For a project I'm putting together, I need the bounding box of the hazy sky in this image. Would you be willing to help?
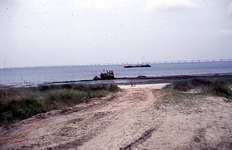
[1,0,232,67]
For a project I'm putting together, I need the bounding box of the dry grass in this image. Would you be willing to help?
[162,77,232,99]
[0,84,119,126]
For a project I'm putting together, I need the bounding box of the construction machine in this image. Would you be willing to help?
[100,70,115,79]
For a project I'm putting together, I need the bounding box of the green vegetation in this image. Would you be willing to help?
[0,84,119,126]
[162,77,232,99]
[155,77,232,111]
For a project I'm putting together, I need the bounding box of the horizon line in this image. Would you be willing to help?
[1,59,232,69]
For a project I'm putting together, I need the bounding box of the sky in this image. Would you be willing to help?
[0,0,232,67]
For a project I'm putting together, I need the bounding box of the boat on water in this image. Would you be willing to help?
[124,64,151,68]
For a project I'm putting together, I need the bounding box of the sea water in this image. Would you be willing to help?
[1,61,232,87]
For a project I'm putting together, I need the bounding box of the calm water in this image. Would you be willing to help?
[1,61,232,87]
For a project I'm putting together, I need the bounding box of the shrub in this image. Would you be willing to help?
[39,85,50,91]
[42,90,90,110]
[108,84,120,92]
[0,98,45,125]
[163,78,232,99]
[89,84,108,91]
[172,80,192,91]
[0,83,119,126]
[61,84,72,89]
[161,84,172,90]
[191,78,211,86]
[202,80,232,98]
[172,78,213,92]
[73,84,88,91]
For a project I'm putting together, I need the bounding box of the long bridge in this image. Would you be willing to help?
[95,59,232,66]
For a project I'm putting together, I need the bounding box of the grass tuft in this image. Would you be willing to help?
[162,77,232,99]
[0,84,119,126]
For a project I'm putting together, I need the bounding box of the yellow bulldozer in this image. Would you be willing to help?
[100,70,115,79]
[93,69,115,80]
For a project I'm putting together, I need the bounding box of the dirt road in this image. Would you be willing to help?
[1,84,232,150]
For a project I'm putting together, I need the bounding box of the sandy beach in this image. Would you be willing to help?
[1,83,232,150]
[118,83,168,90]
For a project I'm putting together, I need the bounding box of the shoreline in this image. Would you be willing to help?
[49,72,232,85]
[1,73,232,88]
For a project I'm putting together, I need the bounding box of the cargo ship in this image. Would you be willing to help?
[124,64,151,68]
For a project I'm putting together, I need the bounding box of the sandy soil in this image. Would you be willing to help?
[118,83,168,90]
[1,84,232,150]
